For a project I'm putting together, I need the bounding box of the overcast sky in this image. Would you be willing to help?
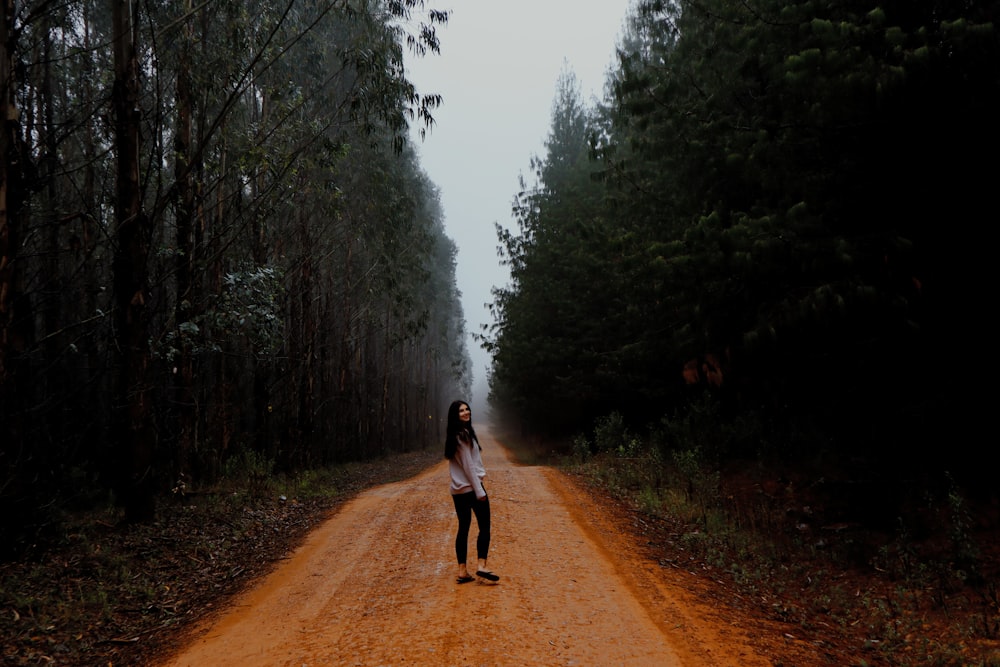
[406,2,633,415]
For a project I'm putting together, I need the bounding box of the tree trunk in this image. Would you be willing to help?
[0,0,31,529]
[381,305,391,456]
[173,0,196,490]
[297,216,315,467]
[0,0,16,408]
[111,0,155,523]
[0,0,30,532]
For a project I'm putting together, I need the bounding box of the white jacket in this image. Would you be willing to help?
[449,432,486,499]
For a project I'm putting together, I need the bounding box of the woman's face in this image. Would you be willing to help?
[458,403,471,423]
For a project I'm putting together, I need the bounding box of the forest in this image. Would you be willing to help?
[1,0,999,664]
[485,0,998,522]
[0,0,996,579]
[0,0,468,554]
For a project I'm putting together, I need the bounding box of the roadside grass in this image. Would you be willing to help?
[494,419,1000,667]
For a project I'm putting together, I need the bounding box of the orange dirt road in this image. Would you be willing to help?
[159,426,772,666]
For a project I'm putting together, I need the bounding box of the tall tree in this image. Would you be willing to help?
[172,0,197,485]
[489,0,999,485]
[487,66,623,431]
[606,0,999,460]
[111,0,155,522]
[0,0,465,548]
[0,0,33,547]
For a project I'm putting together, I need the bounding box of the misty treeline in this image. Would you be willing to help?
[485,0,997,505]
[0,0,470,553]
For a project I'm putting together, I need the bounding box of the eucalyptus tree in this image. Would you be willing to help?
[109,0,157,520]
[147,0,456,474]
[385,174,469,449]
[424,213,472,419]
[0,0,460,539]
[0,0,35,547]
[0,1,130,543]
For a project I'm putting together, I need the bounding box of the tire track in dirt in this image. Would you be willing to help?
[159,427,771,666]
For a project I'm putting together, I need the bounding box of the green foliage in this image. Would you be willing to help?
[157,265,286,363]
[215,266,286,354]
[487,0,998,498]
[223,449,276,499]
[592,412,631,456]
[572,434,591,463]
[573,411,654,462]
[670,447,721,512]
[946,474,981,579]
[651,391,763,465]
[484,65,626,432]
[281,467,341,501]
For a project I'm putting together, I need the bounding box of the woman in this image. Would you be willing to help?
[444,400,500,584]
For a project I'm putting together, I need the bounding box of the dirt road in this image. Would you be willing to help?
[159,427,772,666]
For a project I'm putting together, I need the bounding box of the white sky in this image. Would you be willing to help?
[406,2,633,415]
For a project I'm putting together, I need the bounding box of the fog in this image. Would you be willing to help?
[406,2,633,419]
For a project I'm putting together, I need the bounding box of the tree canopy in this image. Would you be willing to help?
[485,0,998,490]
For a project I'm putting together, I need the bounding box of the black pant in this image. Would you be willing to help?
[452,489,491,564]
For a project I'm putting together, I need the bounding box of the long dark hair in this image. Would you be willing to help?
[443,400,479,459]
